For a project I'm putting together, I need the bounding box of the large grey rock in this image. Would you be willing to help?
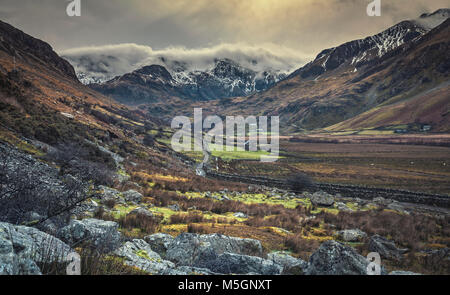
[165,233,216,267]
[144,233,174,258]
[306,240,386,275]
[310,191,335,207]
[122,190,143,204]
[114,239,175,274]
[387,202,409,214]
[165,233,264,269]
[389,271,422,275]
[335,202,354,212]
[98,186,124,204]
[127,207,153,218]
[199,233,263,257]
[204,252,282,275]
[59,218,121,253]
[368,235,408,260]
[373,197,393,206]
[336,229,367,242]
[162,266,219,275]
[233,212,248,218]
[0,222,72,275]
[267,252,307,275]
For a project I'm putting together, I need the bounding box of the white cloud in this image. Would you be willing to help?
[61,43,312,83]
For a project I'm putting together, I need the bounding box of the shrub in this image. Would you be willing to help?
[287,172,313,192]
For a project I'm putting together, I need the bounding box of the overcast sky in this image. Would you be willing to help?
[0,0,448,57]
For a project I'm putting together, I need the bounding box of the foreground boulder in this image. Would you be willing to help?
[204,252,282,275]
[59,218,121,253]
[368,235,408,260]
[122,190,143,204]
[267,252,308,275]
[164,233,274,274]
[114,239,175,274]
[127,207,153,218]
[98,186,124,204]
[144,233,174,258]
[310,191,335,207]
[0,222,72,275]
[165,233,264,267]
[306,240,386,275]
[335,229,367,242]
[389,270,422,275]
[162,266,218,275]
[199,233,263,257]
[165,233,216,267]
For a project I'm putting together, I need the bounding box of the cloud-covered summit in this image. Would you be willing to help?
[61,43,311,84]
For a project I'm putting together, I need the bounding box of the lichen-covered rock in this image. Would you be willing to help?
[306,240,386,275]
[114,239,175,274]
[199,233,263,257]
[0,222,72,275]
[59,218,121,253]
[233,212,248,218]
[335,229,367,242]
[335,202,354,212]
[267,252,307,275]
[310,191,335,207]
[165,233,216,267]
[368,235,408,260]
[389,270,422,275]
[144,233,174,258]
[98,186,124,204]
[162,266,218,275]
[122,190,143,204]
[204,252,282,275]
[165,233,264,269]
[127,207,153,218]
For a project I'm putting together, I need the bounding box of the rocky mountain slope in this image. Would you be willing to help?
[198,9,450,133]
[89,58,285,104]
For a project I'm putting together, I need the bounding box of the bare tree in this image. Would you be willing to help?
[0,142,102,226]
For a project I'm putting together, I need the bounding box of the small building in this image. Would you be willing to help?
[422,125,432,132]
[394,129,407,134]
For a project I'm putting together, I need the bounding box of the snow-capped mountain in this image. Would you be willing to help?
[290,9,450,79]
[89,58,286,103]
[216,9,450,132]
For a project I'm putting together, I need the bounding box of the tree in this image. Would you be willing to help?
[287,172,313,192]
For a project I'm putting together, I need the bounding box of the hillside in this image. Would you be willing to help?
[0,19,192,178]
[204,10,450,133]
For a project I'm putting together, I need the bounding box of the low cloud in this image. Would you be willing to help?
[61,43,312,83]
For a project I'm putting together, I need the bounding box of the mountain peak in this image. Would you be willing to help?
[414,8,450,30]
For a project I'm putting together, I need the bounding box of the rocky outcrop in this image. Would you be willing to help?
[306,240,385,275]
[203,252,282,275]
[310,191,335,207]
[267,252,308,275]
[165,233,264,267]
[98,186,124,204]
[127,207,153,218]
[335,229,367,242]
[114,239,175,274]
[161,233,279,275]
[389,270,422,275]
[144,233,174,259]
[122,190,143,204]
[59,218,121,253]
[0,222,72,275]
[368,235,408,260]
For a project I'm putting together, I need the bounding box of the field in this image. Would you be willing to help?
[216,137,450,195]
